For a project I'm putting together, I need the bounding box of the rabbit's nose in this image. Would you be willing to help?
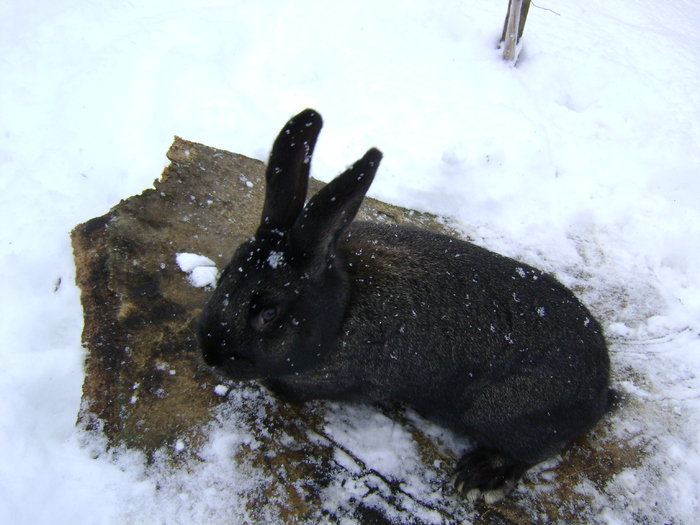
[198,325,227,367]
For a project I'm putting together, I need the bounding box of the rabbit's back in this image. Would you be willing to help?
[341,220,608,366]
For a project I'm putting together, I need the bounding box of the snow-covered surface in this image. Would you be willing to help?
[1,0,699,523]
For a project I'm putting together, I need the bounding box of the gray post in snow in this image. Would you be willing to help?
[501,0,531,64]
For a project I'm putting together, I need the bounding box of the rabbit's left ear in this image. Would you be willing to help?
[291,148,383,265]
[260,109,323,234]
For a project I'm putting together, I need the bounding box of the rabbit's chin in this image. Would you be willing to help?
[213,356,264,382]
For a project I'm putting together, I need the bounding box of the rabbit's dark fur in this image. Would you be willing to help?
[199,109,613,503]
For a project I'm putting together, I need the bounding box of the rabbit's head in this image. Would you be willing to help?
[199,109,382,380]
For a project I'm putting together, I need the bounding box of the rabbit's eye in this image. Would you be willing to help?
[261,308,278,322]
[251,305,280,332]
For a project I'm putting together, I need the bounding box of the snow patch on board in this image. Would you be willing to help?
[176,252,219,288]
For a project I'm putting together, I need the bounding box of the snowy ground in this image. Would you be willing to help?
[1,0,699,523]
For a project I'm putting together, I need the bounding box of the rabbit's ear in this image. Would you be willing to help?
[260,109,323,233]
[292,148,383,264]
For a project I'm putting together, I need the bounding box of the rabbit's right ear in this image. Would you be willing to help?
[259,109,323,234]
[291,148,383,266]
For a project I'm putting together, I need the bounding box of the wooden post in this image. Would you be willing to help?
[501,0,531,64]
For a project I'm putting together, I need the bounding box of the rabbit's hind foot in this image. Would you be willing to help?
[453,449,530,504]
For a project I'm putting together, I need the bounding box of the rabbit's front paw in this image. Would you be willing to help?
[454,449,530,504]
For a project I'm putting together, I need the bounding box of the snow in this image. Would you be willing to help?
[214,384,230,397]
[1,0,699,523]
[266,250,285,269]
[176,252,219,287]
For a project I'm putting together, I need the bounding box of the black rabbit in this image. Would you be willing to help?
[199,109,613,503]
